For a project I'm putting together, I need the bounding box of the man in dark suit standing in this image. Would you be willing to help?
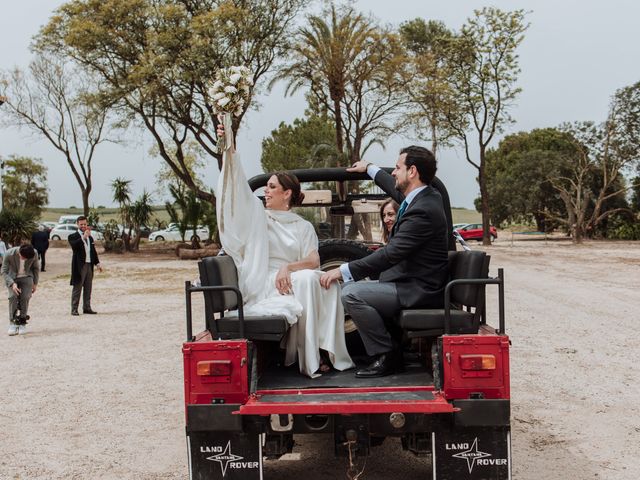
[31,225,50,272]
[69,216,102,316]
[320,146,449,377]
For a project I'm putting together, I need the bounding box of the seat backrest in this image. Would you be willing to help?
[449,250,489,307]
[198,256,240,313]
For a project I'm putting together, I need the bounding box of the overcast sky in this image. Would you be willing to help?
[1,0,638,209]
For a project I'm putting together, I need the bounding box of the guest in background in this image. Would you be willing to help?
[68,216,102,316]
[31,225,50,272]
[379,198,399,244]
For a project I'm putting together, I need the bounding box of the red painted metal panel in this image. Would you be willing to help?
[442,334,510,400]
[183,337,250,414]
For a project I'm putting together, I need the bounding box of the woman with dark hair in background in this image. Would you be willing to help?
[379,198,399,244]
[216,127,354,378]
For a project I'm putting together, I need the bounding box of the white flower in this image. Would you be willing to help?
[210,65,252,113]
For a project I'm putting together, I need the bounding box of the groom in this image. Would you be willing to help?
[320,146,449,377]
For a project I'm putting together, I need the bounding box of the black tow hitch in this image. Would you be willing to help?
[334,415,370,457]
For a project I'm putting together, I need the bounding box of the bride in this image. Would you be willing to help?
[215,128,354,378]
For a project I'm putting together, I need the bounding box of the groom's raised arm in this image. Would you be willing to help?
[347,160,404,204]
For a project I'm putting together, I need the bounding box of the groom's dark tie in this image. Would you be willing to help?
[396,200,408,223]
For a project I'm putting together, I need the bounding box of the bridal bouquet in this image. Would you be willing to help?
[209,66,253,153]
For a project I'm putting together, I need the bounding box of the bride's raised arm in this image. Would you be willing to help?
[216,143,268,245]
[215,147,270,305]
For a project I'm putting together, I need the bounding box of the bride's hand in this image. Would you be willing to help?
[275,265,292,295]
[216,122,225,138]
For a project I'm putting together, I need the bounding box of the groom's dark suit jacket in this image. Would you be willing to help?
[348,169,449,308]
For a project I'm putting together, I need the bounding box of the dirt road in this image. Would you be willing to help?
[0,240,638,479]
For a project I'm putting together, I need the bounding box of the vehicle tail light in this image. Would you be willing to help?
[460,354,496,371]
[197,360,232,376]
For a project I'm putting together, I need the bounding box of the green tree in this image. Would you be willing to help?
[542,82,640,242]
[110,178,155,251]
[153,140,206,201]
[631,176,640,213]
[274,4,409,164]
[274,5,409,241]
[111,177,133,250]
[0,53,111,215]
[200,200,218,244]
[38,0,306,203]
[1,155,49,218]
[442,8,529,245]
[484,128,577,231]
[553,114,639,242]
[128,190,154,251]
[165,183,208,247]
[261,114,338,172]
[399,18,456,156]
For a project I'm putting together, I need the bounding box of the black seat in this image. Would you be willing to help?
[397,250,490,337]
[197,256,289,341]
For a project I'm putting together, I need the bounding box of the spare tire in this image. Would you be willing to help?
[318,239,374,271]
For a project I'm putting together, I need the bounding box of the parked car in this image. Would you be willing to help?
[455,222,498,241]
[148,224,209,242]
[58,215,81,225]
[49,224,104,241]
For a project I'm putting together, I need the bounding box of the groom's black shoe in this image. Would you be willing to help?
[355,351,401,378]
[83,309,98,314]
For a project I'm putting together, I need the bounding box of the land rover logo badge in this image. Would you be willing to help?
[451,437,492,473]
[205,441,244,477]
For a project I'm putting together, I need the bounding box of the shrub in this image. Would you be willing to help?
[606,216,640,240]
[0,208,38,246]
[102,220,124,253]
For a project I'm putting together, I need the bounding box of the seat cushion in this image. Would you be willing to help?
[199,256,240,311]
[449,251,488,306]
[397,309,476,334]
[214,315,289,341]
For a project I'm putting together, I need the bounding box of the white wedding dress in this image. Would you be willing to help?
[216,151,354,378]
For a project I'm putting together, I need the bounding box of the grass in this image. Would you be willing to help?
[40,206,173,224]
[451,208,481,225]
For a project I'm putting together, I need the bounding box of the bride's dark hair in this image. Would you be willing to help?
[274,172,305,207]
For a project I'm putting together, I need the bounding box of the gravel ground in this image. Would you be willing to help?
[0,240,638,479]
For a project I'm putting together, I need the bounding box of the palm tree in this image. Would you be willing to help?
[111,177,133,250]
[165,183,206,247]
[129,190,154,251]
[273,5,377,165]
